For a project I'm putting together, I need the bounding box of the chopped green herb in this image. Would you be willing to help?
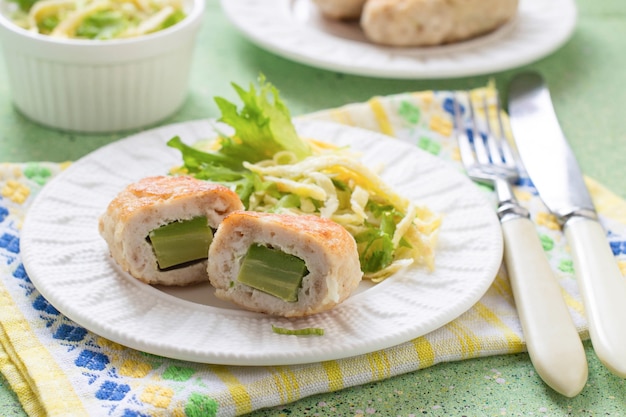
[271,325,324,336]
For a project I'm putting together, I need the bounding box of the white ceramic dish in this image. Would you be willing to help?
[221,0,577,79]
[21,119,503,366]
[0,0,204,133]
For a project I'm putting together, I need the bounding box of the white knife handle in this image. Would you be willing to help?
[502,216,588,397]
[565,217,626,377]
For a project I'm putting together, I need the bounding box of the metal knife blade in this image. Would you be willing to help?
[508,73,595,220]
[508,71,626,378]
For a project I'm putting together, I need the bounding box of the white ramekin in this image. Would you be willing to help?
[0,0,204,133]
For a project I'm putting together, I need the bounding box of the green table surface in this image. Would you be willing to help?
[2,0,626,415]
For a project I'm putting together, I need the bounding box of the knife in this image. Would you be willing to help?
[508,72,626,378]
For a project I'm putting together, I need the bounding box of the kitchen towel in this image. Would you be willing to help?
[1,87,625,417]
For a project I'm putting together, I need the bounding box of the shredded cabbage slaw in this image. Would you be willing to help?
[240,150,441,281]
[8,0,185,39]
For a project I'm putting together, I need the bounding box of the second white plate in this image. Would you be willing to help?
[221,0,577,79]
[21,119,502,366]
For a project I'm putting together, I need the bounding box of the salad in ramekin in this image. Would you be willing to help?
[0,0,204,133]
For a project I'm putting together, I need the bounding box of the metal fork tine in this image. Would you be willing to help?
[493,93,517,168]
[455,88,520,188]
[501,140,516,168]
[481,93,505,166]
[453,93,476,168]
[466,92,490,165]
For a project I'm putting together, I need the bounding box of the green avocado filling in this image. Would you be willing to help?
[148,217,213,270]
[237,244,308,302]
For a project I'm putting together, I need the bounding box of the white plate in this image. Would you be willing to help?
[220,0,577,79]
[21,119,502,365]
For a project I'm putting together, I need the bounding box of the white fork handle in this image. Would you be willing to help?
[502,216,588,397]
[565,217,626,377]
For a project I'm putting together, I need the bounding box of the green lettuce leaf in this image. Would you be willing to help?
[167,77,312,207]
[75,10,127,40]
[168,77,311,169]
[8,0,37,12]
[354,202,405,273]
[355,225,395,273]
[161,10,185,30]
[167,136,257,206]
[212,76,311,164]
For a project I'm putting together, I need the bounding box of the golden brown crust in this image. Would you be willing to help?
[220,211,356,255]
[106,175,241,223]
[99,175,244,286]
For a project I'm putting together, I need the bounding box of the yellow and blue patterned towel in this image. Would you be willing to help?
[1,90,626,417]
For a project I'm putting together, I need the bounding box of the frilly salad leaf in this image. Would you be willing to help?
[167,77,312,206]
[215,78,311,162]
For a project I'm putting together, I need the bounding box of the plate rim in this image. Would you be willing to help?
[220,0,578,79]
[20,118,503,365]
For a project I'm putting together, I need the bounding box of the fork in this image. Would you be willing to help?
[453,91,588,398]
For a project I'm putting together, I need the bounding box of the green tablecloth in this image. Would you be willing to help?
[1,0,625,415]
